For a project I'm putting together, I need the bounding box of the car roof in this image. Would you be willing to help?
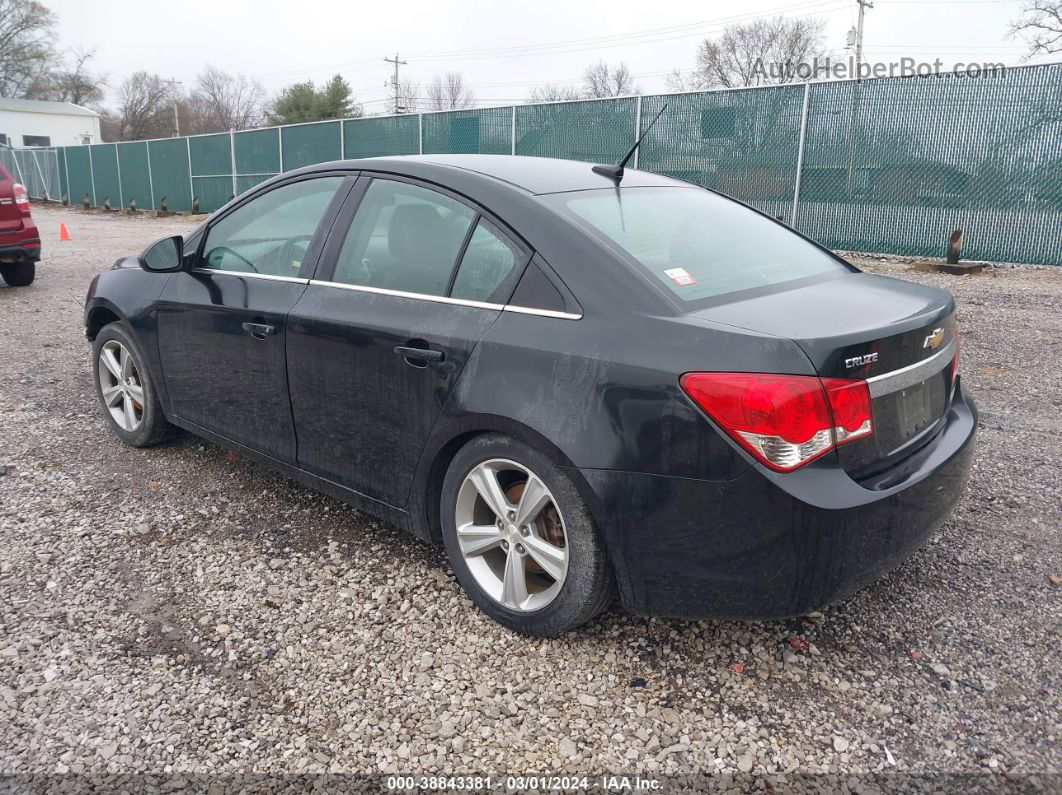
[329,154,688,195]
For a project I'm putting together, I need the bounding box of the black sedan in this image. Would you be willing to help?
[84,155,976,635]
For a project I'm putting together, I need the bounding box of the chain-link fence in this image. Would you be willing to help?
[0,146,61,201]
[22,62,1062,265]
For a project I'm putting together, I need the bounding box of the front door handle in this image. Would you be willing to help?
[242,321,276,340]
[394,345,445,365]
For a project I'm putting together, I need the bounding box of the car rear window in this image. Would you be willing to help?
[545,187,847,303]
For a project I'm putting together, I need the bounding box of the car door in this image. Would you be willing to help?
[156,173,352,462]
[286,175,531,506]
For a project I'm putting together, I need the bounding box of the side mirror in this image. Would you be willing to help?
[138,235,184,273]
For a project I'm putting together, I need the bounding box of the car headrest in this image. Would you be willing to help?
[389,204,446,262]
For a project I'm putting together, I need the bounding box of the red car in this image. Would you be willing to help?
[0,163,40,287]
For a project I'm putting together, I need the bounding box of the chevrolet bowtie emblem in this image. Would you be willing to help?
[923,328,945,349]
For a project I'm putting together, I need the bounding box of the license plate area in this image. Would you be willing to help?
[897,380,934,439]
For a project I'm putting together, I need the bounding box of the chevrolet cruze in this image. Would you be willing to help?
[84,155,976,635]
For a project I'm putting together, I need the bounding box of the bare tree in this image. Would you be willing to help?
[28,48,106,106]
[0,0,57,98]
[527,83,582,103]
[663,68,703,92]
[582,61,639,98]
[106,71,176,141]
[425,71,475,110]
[1011,1,1062,55]
[687,16,828,88]
[188,66,266,132]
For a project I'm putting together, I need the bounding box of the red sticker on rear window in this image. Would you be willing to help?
[664,267,697,286]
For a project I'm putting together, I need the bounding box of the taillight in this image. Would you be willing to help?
[12,183,29,206]
[679,372,874,472]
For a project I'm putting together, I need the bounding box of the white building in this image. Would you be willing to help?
[0,97,102,148]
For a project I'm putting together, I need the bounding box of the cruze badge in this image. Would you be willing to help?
[845,352,878,368]
[923,328,945,349]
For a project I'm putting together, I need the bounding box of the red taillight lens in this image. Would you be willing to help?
[12,183,29,206]
[680,372,873,472]
[821,378,874,444]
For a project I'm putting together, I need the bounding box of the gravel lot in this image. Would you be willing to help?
[1,204,1060,786]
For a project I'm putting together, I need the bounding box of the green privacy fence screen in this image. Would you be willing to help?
[44,62,1062,265]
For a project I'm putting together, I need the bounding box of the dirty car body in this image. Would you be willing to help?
[84,155,976,624]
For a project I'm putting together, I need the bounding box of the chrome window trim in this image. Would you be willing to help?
[502,305,583,321]
[191,268,309,284]
[865,338,955,398]
[307,279,583,319]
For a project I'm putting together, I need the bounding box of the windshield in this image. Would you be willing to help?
[546,187,848,303]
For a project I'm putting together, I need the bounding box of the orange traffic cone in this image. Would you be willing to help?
[59,223,71,241]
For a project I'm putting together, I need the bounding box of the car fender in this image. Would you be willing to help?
[85,267,174,415]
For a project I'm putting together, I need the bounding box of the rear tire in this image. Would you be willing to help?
[92,322,174,447]
[440,434,615,635]
[1,262,35,287]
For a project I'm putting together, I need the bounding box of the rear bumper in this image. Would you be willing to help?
[580,382,977,619]
[0,239,41,263]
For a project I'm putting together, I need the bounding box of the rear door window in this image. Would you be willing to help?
[332,179,476,297]
[450,218,525,303]
[545,187,847,305]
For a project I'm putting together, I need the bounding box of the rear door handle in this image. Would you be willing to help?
[242,322,276,340]
[394,345,444,364]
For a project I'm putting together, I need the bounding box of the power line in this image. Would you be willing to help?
[404,0,851,61]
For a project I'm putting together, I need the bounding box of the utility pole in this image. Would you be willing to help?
[854,0,872,81]
[384,53,407,114]
[167,77,183,137]
[845,0,872,195]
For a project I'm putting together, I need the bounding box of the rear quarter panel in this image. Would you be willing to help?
[409,308,818,545]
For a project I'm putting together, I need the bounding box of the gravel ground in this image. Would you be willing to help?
[1,205,1060,787]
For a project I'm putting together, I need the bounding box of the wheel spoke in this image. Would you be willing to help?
[516,476,551,526]
[122,395,137,429]
[469,464,512,520]
[101,348,122,380]
[119,345,132,380]
[127,383,145,405]
[523,535,566,581]
[501,548,529,609]
[456,523,505,557]
[101,384,124,407]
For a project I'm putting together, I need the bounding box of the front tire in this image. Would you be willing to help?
[1,262,35,286]
[441,434,615,635]
[92,322,174,447]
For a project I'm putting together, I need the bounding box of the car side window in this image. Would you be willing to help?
[201,177,343,277]
[332,179,476,297]
[450,219,523,303]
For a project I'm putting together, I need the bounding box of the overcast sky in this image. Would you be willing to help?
[44,0,1051,112]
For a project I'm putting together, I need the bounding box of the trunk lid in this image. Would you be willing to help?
[692,272,958,477]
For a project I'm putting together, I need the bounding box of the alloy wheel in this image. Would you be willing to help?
[98,340,145,432]
[454,458,569,612]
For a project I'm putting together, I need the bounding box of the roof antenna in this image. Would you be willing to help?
[592,102,668,183]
